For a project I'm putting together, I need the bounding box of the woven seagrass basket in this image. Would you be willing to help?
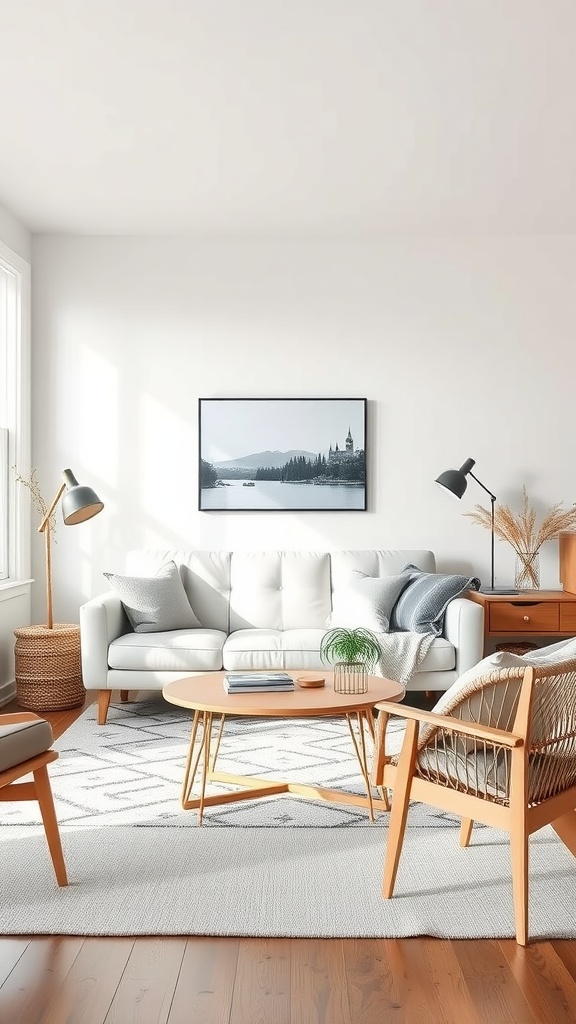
[13,623,85,712]
[495,641,539,656]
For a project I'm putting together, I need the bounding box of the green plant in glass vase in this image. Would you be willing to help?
[464,486,576,591]
[320,627,383,693]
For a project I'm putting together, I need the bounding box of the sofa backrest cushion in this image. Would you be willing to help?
[125,548,438,634]
[229,551,332,630]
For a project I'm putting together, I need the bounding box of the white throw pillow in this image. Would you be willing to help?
[104,560,202,633]
[328,571,410,633]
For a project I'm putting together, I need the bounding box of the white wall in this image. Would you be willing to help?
[30,235,576,625]
[0,201,31,263]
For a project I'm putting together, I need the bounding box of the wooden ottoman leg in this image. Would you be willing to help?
[34,763,68,886]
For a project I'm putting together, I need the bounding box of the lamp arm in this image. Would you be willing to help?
[468,471,497,503]
[37,482,66,535]
[37,482,66,630]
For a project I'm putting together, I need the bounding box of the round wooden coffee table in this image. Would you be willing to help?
[163,671,405,824]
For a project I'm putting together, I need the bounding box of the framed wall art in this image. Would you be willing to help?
[199,397,367,512]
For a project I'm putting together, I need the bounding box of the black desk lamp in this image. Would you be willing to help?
[435,458,518,595]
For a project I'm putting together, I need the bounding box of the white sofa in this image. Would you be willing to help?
[79,548,485,724]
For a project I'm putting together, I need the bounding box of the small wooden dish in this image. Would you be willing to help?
[296,675,326,688]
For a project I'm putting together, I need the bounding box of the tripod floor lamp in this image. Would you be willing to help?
[14,469,104,713]
[435,458,517,595]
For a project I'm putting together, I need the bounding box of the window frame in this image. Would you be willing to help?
[0,240,31,585]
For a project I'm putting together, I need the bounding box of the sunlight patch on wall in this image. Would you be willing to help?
[76,344,119,486]
[139,392,195,541]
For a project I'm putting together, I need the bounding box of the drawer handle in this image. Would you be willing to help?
[523,615,530,622]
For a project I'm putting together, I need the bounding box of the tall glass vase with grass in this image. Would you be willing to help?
[320,627,383,693]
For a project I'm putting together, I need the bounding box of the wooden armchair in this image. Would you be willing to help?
[373,659,576,944]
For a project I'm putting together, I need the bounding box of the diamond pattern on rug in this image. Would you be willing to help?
[4,697,466,830]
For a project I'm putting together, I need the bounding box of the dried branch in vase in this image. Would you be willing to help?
[463,486,576,556]
[14,467,57,538]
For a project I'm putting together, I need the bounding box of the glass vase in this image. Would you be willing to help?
[514,550,540,591]
[333,661,368,694]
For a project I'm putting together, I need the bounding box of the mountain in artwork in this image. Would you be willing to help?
[213,450,317,470]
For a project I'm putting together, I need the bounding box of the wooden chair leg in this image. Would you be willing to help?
[97,689,112,725]
[550,810,576,857]
[382,719,419,899]
[120,690,129,703]
[371,710,388,786]
[460,818,474,847]
[34,764,68,886]
[510,820,529,946]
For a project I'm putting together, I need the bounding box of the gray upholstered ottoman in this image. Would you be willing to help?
[0,712,68,885]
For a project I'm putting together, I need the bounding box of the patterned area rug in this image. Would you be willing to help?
[2,697,576,938]
[5,696,455,830]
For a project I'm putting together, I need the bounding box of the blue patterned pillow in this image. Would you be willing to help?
[390,564,480,636]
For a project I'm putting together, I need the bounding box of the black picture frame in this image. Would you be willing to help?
[199,398,367,511]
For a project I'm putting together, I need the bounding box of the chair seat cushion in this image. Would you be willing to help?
[0,715,54,773]
[108,629,226,672]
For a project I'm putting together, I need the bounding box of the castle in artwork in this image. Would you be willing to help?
[328,427,361,466]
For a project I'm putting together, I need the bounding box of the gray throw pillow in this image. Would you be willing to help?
[390,563,480,636]
[104,561,202,633]
[329,571,410,632]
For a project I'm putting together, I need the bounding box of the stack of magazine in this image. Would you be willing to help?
[223,672,295,694]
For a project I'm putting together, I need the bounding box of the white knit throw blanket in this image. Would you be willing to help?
[377,630,436,685]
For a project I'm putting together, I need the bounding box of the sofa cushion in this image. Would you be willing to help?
[104,561,201,633]
[328,571,410,632]
[222,629,454,675]
[415,636,455,673]
[390,564,480,635]
[223,628,326,672]
[108,629,226,672]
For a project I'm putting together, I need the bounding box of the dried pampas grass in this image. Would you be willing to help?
[464,486,576,556]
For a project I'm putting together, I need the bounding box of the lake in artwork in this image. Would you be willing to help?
[200,478,365,511]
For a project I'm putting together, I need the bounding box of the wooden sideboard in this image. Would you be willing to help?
[466,590,576,650]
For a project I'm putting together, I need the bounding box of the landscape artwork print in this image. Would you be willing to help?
[199,398,367,511]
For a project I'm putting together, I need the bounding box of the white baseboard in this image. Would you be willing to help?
[0,678,16,706]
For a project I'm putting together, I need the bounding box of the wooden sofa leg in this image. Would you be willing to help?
[120,690,129,703]
[97,690,112,725]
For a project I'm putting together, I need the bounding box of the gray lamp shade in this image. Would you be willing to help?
[435,458,476,500]
[61,469,104,526]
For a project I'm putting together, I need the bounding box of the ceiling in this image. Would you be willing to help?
[1,0,576,236]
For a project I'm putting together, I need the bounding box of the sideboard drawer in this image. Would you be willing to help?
[489,602,559,633]
[559,603,576,634]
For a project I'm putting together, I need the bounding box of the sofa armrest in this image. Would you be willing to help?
[442,596,484,676]
[79,592,130,690]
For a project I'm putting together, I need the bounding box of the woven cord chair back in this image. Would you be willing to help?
[414,659,576,807]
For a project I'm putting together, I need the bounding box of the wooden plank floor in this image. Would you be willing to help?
[1,692,576,1024]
